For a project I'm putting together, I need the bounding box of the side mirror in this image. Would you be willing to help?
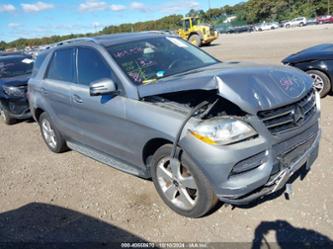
[89,78,118,96]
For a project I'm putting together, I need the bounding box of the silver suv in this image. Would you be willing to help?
[284,17,307,28]
[28,33,320,218]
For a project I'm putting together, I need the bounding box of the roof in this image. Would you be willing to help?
[54,31,172,48]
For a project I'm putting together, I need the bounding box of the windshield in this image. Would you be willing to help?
[191,18,201,26]
[0,57,34,78]
[107,36,218,84]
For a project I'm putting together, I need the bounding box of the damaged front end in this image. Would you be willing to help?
[0,81,31,120]
[140,63,321,205]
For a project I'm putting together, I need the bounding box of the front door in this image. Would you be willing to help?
[70,46,128,160]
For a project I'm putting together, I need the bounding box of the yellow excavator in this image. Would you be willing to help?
[177,17,219,47]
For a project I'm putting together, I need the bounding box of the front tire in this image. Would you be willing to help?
[307,70,331,98]
[0,104,16,125]
[150,144,218,218]
[188,34,201,47]
[39,112,68,153]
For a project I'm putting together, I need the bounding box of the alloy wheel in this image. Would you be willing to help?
[156,157,199,210]
[41,119,57,149]
[310,73,324,94]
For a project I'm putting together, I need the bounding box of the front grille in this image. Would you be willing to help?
[258,90,316,135]
[273,123,319,169]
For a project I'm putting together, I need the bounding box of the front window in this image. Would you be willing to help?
[107,37,218,84]
[191,18,201,26]
[0,57,33,78]
[77,47,112,86]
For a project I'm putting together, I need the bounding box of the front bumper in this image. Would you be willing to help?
[218,129,320,205]
[0,97,31,120]
[181,111,320,206]
[202,31,219,44]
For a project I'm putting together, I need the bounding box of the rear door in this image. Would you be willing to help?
[70,46,128,159]
[42,48,77,137]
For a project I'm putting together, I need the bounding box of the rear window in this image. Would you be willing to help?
[46,48,74,82]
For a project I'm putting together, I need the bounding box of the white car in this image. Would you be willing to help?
[255,22,279,31]
[284,17,307,28]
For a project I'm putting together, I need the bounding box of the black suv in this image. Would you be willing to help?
[0,54,34,124]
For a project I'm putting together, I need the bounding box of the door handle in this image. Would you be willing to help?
[73,94,83,104]
[41,87,48,95]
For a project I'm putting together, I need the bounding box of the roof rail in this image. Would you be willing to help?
[56,37,97,46]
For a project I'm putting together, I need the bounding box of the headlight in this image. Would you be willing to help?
[3,86,26,97]
[190,118,257,145]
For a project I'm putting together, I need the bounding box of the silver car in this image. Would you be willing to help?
[28,33,320,218]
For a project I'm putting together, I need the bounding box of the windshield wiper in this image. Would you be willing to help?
[161,63,219,80]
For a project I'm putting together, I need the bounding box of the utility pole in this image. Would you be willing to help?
[208,0,212,21]
[329,0,331,15]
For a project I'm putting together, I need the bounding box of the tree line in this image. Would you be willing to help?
[1,0,331,50]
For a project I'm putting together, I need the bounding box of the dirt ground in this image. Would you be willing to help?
[0,24,333,246]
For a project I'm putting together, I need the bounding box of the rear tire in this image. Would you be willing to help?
[307,70,331,98]
[188,34,201,47]
[0,104,17,125]
[150,144,218,218]
[39,112,68,153]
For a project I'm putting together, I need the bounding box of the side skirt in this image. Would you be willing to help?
[67,141,149,179]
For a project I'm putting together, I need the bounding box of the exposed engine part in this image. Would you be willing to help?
[144,90,247,118]
[169,100,211,173]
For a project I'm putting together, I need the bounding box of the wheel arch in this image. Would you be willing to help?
[33,107,45,122]
[188,31,202,40]
[305,68,333,91]
[142,138,173,168]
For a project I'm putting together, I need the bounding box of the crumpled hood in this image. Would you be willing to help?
[138,62,313,114]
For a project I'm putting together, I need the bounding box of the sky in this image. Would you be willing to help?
[0,0,243,42]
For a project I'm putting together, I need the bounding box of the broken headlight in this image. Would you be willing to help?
[3,86,26,97]
[190,118,257,145]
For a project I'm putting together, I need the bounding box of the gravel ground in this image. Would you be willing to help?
[0,24,332,247]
